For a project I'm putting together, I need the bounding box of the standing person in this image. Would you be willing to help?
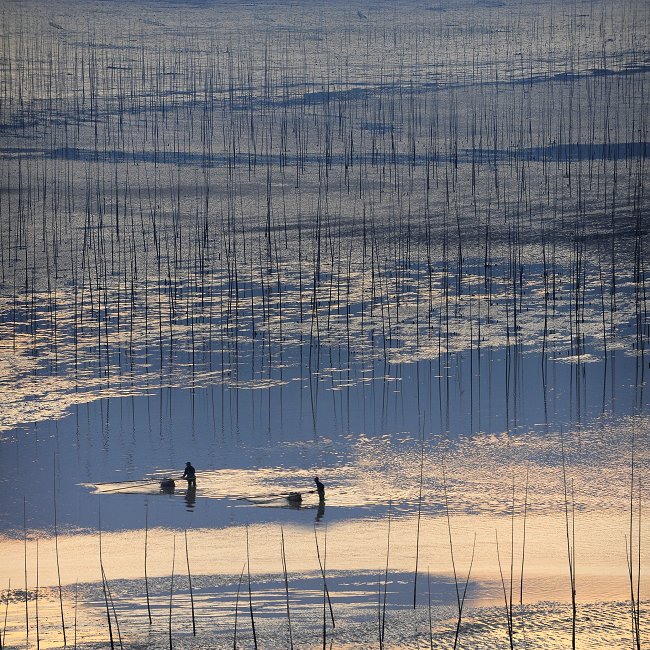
[182,462,196,487]
[314,476,325,501]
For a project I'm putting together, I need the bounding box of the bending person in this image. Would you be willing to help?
[182,461,197,487]
[314,476,325,501]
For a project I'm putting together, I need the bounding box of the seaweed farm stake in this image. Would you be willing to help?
[144,503,152,624]
[496,530,513,648]
[1,578,9,649]
[626,433,642,650]
[54,454,67,645]
[168,535,176,650]
[280,527,294,649]
[233,563,245,650]
[427,568,433,650]
[35,538,40,650]
[519,468,529,643]
[313,525,335,629]
[73,581,78,650]
[23,497,29,646]
[100,566,114,650]
[184,529,196,636]
[246,527,258,649]
[413,428,425,609]
[561,432,577,649]
[381,499,393,649]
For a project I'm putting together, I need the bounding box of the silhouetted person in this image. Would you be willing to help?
[182,462,196,487]
[314,476,325,501]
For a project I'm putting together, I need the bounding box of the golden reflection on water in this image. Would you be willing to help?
[1,510,645,648]
[1,510,642,598]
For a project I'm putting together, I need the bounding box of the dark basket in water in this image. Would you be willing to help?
[160,478,176,491]
[286,492,302,503]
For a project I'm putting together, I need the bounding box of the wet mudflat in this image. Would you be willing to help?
[0,0,648,647]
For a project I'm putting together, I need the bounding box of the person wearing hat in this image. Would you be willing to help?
[182,462,197,487]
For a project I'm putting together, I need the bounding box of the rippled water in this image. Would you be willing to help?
[0,0,648,647]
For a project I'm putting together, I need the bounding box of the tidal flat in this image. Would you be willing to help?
[0,0,648,647]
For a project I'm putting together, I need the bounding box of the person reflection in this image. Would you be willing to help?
[315,500,325,522]
[184,485,197,511]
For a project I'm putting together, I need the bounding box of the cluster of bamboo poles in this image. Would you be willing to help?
[0,1,646,645]
[0,2,646,401]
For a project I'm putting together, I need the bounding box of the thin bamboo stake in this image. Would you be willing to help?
[560,431,576,649]
[233,563,245,650]
[54,455,67,646]
[280,527,294,649]
[453,534,477,650]
[246,527,258,649]
[169,535,176,650]
[100,566,115,650]
[413,428,425,609]
[144,503,152,624]
[313,525,335,629]
[35,538,40,650]
[104,570,123,650]
[496,530,513,647]
[23,497,29,646]
[381,499,392,648]
[73,581,78,650]
[1,578,9,649]
[427,568,433,650]
[184,529,196,636]
[520,467,529,644]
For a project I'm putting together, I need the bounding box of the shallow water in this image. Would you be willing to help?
[0,0,648,647]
